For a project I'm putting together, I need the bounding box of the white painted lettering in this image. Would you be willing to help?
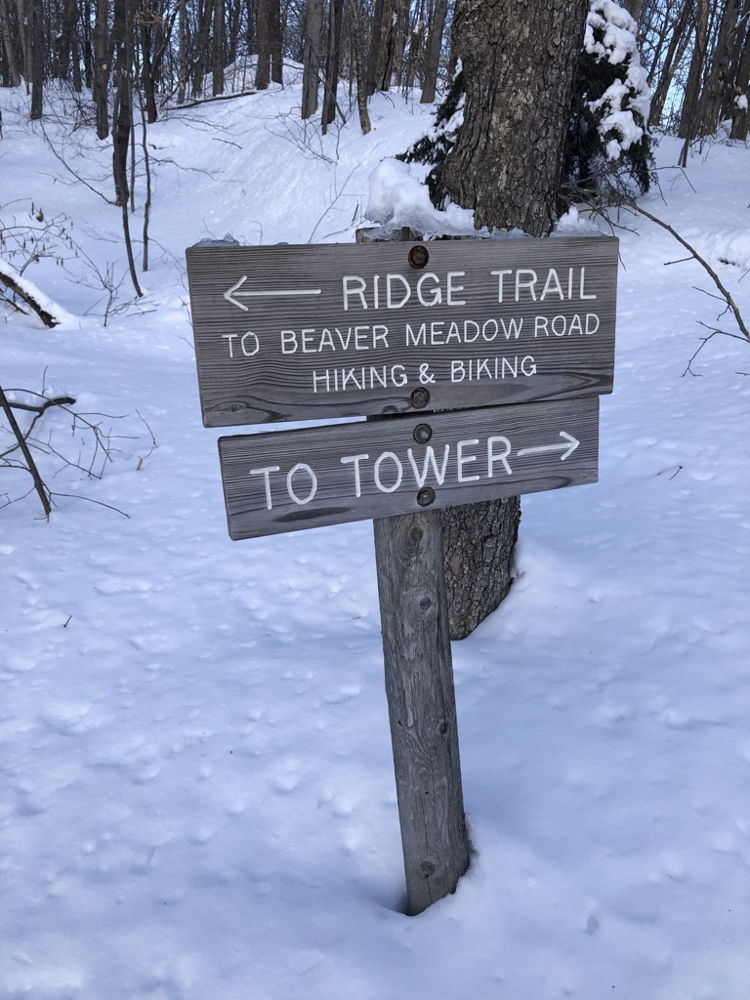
[280,329,298,353]
[386,273,411,309]
[222,333,239,358]
[250,465,280,510]
[373,325,389,348]
[312,370,330,393]
[457,439,480,482]
[491,268,513,302]
[487,437,512,476]
[406,322,426,347]
[568,313,583,336]
[406,445,450,487]
[463,320,480,343]
[482,319,499,342]
[319,328,335,351]
[340,453,369,497]
[515,269,538,302]
[579,266,597,300]
[446,271,467,306]
[416,272,441,307]
[240,331,260,356]
[373,451,403,493]
[343,275,367,310]
[499,317,522,340]
[552,315,568,336]
[540,268,565,301]
[286,463,318,505]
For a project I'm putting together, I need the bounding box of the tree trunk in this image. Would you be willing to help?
[349,0,371,132]
[678,0,710,142]
[648,0,695,127]
[212,0,225,94]
[140,18,159,122]
[699,0,742,135]
[321,0,343,129]
[93,0,110,139]
[443,0,588,234]
[192,0,214,96]
[269,0,283,84]
[54,0,77,79]
[14,0,31,83]
[255,0,270,89]
[301,0,322,118]
[177,0,188,102]
[111,0,131,206]
[439,0,589,639]
[621,0,645,24]
[29,0,43,119]
[420,0,448,103]
[730,17,750,138]
[0,0,21,87]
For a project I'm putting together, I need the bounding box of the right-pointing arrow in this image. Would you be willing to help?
[517,431,580,462]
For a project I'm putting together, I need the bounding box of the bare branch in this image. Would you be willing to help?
[0,383,52,516]
[626,202,749,341]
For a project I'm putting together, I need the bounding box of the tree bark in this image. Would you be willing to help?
[269,0,283,83]
[420,0,448,103]
[730,19,750,138]
[349,0,371,132]
[93,0,110,138]
[54,0,77,79]
[255,0,270,89]
[443,0,588,234]
[321,0,343,129]
[439,0,588,639]
[699,0,742,135]
[0,0,21,87]
[192,0,214,96]
[177,0,188,102]
[678,0,710,142]
[29,0,43,119]
[301,0,322,118]
[212,0,225,94]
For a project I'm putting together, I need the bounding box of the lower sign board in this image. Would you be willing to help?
[218,395,599,538]
[187,237,617,427]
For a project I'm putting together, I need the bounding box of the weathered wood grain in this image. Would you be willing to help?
[374,509,470,914]
[187,237,617,427]
[218,395,599,539]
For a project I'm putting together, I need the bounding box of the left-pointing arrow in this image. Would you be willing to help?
[517,431,580,462]
[223,275,323,311]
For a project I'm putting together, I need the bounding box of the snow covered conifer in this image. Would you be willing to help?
[565,0,653,199]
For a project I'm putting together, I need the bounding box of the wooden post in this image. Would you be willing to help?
[373,510,470,915]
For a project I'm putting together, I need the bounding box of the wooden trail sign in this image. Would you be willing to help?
[186,236,617,427]
[219,395,598,539]
[186,233,617,917]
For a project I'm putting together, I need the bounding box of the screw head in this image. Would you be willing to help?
[410,387,430,409]
[417,487,435,507]
[413,423,432,444]
[408,244,429,269]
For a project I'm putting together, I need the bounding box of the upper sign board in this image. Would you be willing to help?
[186,236,618,427]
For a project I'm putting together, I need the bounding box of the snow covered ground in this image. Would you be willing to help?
[2,78,750,999]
